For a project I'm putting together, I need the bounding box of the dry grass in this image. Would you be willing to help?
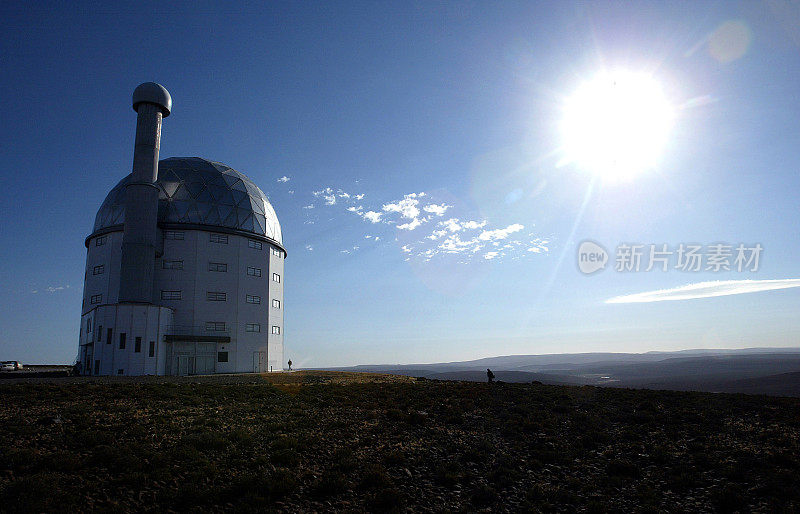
[1,371,799,512]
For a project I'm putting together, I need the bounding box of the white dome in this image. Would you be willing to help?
[93,157,282,245]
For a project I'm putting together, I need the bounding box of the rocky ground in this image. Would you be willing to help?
[1,371,799,512]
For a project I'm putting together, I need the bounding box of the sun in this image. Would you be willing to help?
[561,71,674,180]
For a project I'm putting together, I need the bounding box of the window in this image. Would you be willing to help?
[246,323,261,333]
[149,341,155,357]
[272,299,281,309]
[95,235,107,246]
[90,294,102,304]
[208,262,227,272]
[135,337,142,353]
[161,290,182,300]
[165,231,184,240]
[117,369,124,375]
[94,360,100,375]
[218,351,229,363]
[119,333,126,350]
[210,233,228,244]
[207,291,227,302]
[87,318,92,333]
[246,294,261,304]
[272,273,281,283]
[97,325,103,342]
[248,239,262,250]
[272,248,282,257]
[206,322,226,332]
[162,260,184,269]
[247,267,262,277]
[106,328,113,345]
[92,265,104,275]
[272,326,281,335]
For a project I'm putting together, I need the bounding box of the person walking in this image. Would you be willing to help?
[487,368,495,383]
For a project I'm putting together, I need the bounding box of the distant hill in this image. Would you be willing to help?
[319,348,800,397]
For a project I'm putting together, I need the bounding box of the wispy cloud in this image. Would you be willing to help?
[32,284,71,294]
[606,279,800,304]
[277,176,290,183]
[305,244,313,251]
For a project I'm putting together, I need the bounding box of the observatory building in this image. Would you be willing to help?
[76,83,285,376]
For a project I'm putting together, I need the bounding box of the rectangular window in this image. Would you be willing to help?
[161,290,182,300]
[165,231,184,240]
[92,265,104,275]
[134,337,142,353]
[94,360,100,375]
[95,235,107,246]
[117,369,124,375]
[206,322,226,332]
[119,333,126,350]
[247,267,262,277]
[210,233,228,244]
[87,318,93,333]
[248,239,262,250]
[272,299,281,309]
[218,351,229,363]
[246,323,261,333]
[90,294,102,304]
[149,341,155,357]
[272,248,282,257]
[272,326,281,335]
[106,328,113,345]
[162,260,184,269]
[208,262,227,272]
[272,273,281,283]
[97,325,103,342]
[206,291,227,302]
[246,294,261,304]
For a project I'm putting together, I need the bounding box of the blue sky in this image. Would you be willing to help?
[1,1,800,366]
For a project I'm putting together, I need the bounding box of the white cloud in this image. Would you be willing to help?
[355,194,365,200]
[401,245,413,253]
[362,211,382,223]
[35,284,70,294]
[288,190,294,194]
[305,245,313,251]
[347,206,362,213]
[427,229,448,240]
[484,251,499,260]
[463,220,487,230]
[303,204,314,209]
[477,224,524,241]
[382,194,422,220]
[277,176,290,183]
[606,279,800,304]
[423,203,452,216]
[324,195,336,206]
[397,218,424,231]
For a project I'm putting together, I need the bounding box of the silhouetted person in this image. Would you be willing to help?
[72,361,81,377]
[487,368,495,383]
[287,359,292,371]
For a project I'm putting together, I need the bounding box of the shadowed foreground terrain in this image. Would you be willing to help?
[1,371,799,512]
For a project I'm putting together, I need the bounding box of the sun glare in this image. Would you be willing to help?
[561,71,674,180]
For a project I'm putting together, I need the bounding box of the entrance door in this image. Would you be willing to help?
[253,351,266,373]
[178,355,190,376]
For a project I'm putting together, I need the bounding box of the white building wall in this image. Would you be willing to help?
[268,246,285,371]
[80,226,285,375]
